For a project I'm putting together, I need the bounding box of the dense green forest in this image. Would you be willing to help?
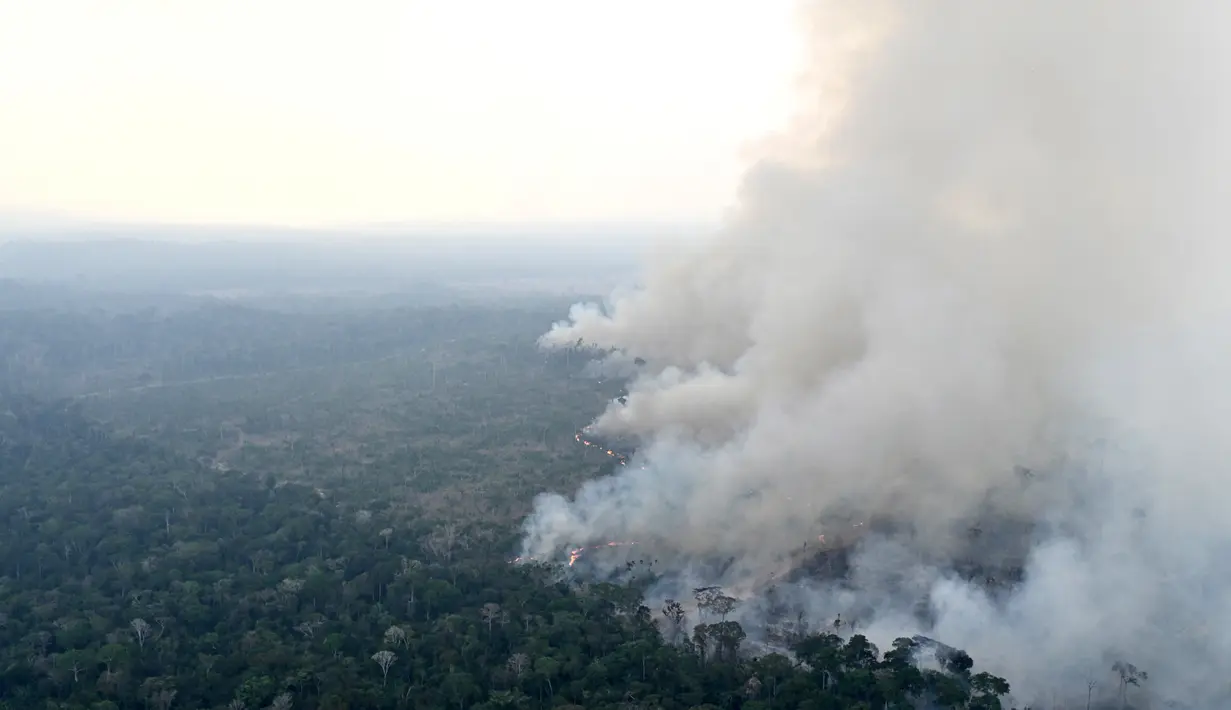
[0,287,1015,709]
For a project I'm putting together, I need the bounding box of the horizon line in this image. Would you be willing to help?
[0,211,717,236]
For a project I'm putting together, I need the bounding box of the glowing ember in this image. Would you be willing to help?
[508,433,651,567]
[573,428,642,468]
[510,541,639,566]
[568,540,638,566]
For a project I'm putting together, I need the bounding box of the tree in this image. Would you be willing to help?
[533,656,560,702]
[423,523,466,563]
[692,624,711,665]
[940,647,974,676]
[708,621,747,662]
[372,650,397,687]
[130,618,152,650]
[882,637,918,668]
[661,599,685,643]
[277,577,305,600]
[793,632,844,676]
[841,634,880,671]
[880,638,925,699]
[98,643,128,675]
[54,648,90,684]
[443,671,479,710]
[481,602,502,635]
[141,678,178,710]
[693,586,722,620]
[507,652,531,680]
[743,675,762,700]
[969,671,1011,709]
[295,619,324,640]
[1113,661,1148,709]
[384,624,408,648]
[749,654,795,700]
[709,594,738,621]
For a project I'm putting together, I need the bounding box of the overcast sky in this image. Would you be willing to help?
[0,1,800,229]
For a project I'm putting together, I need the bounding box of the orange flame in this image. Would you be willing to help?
[510,541,639,566]
[567,540,638,566]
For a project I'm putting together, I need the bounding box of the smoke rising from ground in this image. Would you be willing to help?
[524,2,1231,705]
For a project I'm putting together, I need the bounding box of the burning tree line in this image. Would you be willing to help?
[650,584,1014,708]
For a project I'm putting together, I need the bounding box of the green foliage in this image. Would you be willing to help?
[0,396,1016,710]
[0,298,1017,709]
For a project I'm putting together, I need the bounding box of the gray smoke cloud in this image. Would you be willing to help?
[522,2,1231,706]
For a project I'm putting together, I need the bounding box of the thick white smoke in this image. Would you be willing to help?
[523,2,1231,705]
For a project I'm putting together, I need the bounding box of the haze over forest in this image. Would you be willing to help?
[0,223,669,297]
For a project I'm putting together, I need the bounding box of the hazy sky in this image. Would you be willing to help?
[0,1,801,228]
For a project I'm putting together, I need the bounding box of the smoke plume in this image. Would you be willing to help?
[524,2,1231,705]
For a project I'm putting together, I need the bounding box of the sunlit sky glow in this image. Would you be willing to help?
[0,1,801,228]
